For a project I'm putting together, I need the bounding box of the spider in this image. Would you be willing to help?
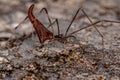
[15,4,120,49]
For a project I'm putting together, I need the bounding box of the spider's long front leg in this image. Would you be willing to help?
[15,7,53,30]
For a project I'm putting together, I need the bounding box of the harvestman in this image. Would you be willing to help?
[15,4,120,49]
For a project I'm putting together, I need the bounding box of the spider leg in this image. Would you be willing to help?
[15,6,53,30]
[15,16,28,29]
[66,35,85,52]
[80,9,104,50]
[65,8,82,37]
[69,19,120,50]
[39,8,54,32]
[80,9,120,50]
[81,9,103,40]
[39,8,52,26]
[47,18,61,37]
[64,8,103,50]
[63,7,103,50]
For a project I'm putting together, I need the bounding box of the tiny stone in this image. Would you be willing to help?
[0,57,9,63]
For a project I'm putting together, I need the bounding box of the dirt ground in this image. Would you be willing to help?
[0,0,120,80]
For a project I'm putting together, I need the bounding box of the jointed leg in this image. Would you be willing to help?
[81,9,103,50]
[65,8,82,37]
[81,9,103,39]
[66,35,85,52]
[39,8,53,31]
[56,19,60,36]
[47,18,61,36]
[15,16,28,29]
[64,7,103,39]
[69,20,120,35]
[15,7,53,30]
[39,8,52,25]
[78,8,120,50]
[68,19,120,49]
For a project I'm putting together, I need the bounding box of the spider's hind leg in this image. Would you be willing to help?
[66,35,85,53]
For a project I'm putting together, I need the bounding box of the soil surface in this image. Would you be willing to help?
[0,0,120,80]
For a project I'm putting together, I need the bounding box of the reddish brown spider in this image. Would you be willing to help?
[15,4,120,49]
